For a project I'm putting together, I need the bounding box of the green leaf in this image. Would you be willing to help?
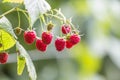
[0,30,16,51]
[0,16,17,39]
[16,42,37,80]
[17,54,26,75]
[24,0,51,26]
[3,0,23,3]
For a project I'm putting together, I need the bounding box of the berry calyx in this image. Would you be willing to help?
[42,31,53,45]
[36,38,47,52]
[62,24,71,34]
[0,52,8,64]
[55,37,66,51]
[69,34,80,45]
[47,22,54,31]
[15,27,22,35]
[24,30,36,44]
[66,40,73,49]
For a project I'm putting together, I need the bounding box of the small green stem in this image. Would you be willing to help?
[60,21,63,37]
[45,13,76,30]
[0,8,16,18]
[67,21,76,30]
[17,8,32,30]
[40,15,46,25]
[55,9,77,30]
[54,9,66,23]
[39,17,44,31]
[17,10,21,27]
[45,13,63,21]
[17,8,27,13]
[0,7,32,30]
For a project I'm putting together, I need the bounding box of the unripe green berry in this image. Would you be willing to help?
[15,27,22,35]
[47,22,54,31]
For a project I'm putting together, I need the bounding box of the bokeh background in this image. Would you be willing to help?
[0,0,120,80]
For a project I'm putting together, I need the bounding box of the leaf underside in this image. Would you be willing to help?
[24,0,51,26]
[16,42,37,80]
[0,16,17,39]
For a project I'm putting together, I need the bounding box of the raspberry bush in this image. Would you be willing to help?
[0,0,81,80]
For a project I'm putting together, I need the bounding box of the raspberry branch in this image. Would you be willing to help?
[45,10,77,32]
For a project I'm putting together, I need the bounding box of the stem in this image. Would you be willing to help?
[45,13,64,36]
[0,7,32,30]
[67,21,76,30]
[39,17,44,31]
[54,9,66,23]
[60,21,63,37]
[45,13,63,21]
[45,13,76,30]
[55,9,76,30]
[17,10,21,27]
[40,15,46,25]
[0,8,16,18]
[17,8,32,30]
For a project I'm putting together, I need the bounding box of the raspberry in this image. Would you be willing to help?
[62,24,71,34]
[42,31,53,45]
[66,40,73,49]
[24,30,36,44]
[69,34,80,45]
[55,38,66,51]
[36,38,47,52]
[0,52,8,64]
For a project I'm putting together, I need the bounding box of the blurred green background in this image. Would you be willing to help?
[0,0,120,80]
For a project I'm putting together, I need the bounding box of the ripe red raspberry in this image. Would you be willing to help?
[69,34,81,45]
[24,30,36,44]
[62,24,71,34]
[55,38,66,51]
[36,38,47,52]
[66,40,73,49]
[42,31,53,45]
[0,52,8,64]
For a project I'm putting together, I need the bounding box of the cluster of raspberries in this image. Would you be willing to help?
[24,24,81,52]
[0,24,81,64]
